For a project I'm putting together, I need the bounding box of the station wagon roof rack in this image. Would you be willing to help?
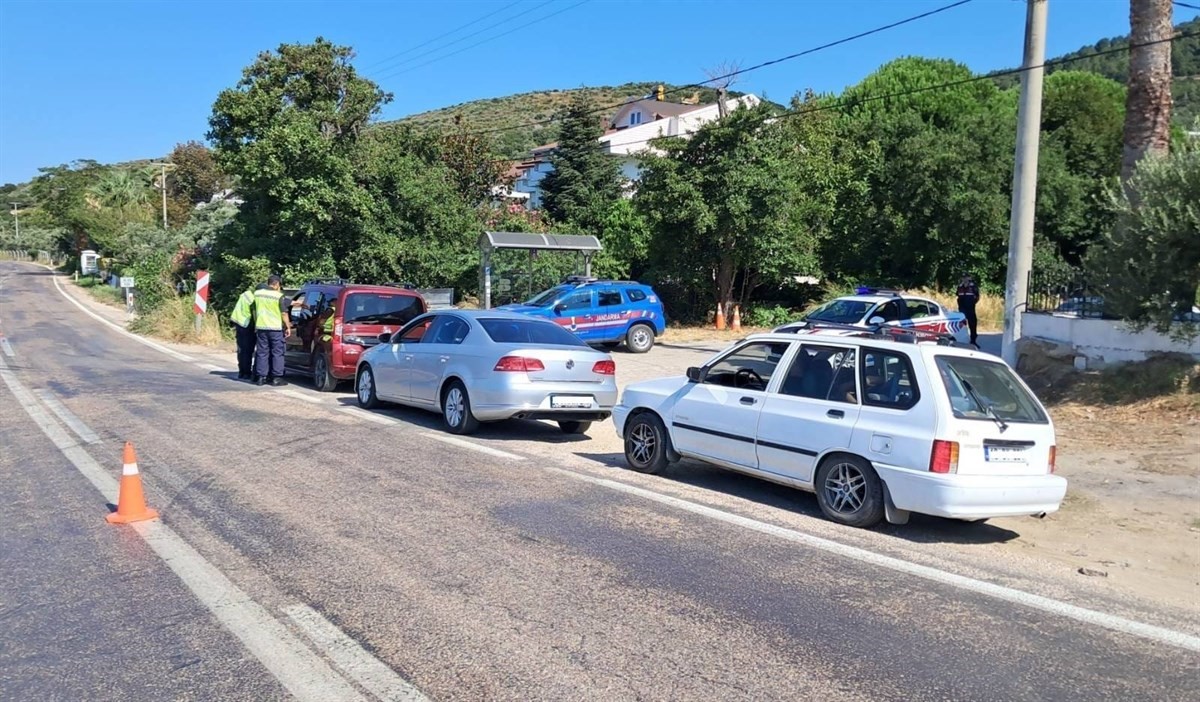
[383,281,417,290]
[777,320,970,348]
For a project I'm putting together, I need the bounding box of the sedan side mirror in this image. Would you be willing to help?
[868,316,886,326]
[554,303,567,315]
[686,366,707,383]
[377,332,392,344]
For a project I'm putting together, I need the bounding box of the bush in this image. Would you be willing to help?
[745,305,795,328]
[122,252,176,315]
[129,297,228,345]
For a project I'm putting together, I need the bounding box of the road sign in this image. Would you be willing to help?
[119,276,136,288]
[194,270,209,315]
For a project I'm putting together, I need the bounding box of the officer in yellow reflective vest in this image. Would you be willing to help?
[253,275,292,386]
[229,284,261,380]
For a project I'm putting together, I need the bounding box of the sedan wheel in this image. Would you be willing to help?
[356,366,379,409]
[623,413,670,474]
[442,380,479,435]
[814,456,884,528]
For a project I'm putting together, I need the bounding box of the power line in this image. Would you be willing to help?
[495,29,1198,162]
[363,1,524,72]
[1173,2,1200,12]
[443,0,977,139]
[372,0,570,81]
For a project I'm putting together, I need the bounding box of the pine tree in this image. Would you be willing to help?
[540,94,623,228]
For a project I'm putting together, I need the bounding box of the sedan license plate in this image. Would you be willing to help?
[551,395,594,409]
[984,446,1026,463]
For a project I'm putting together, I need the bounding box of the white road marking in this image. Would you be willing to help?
[34,389,102,444]
[278,388,324,404]
[535,462,1200,653]
[0,337,13,358]
[340,407,401,426]
[0,353,370,701]
[198,363,228,373]
[419,432,525,461]
[284,604,431,702]
[49,272,196,363]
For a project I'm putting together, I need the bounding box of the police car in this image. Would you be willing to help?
[775,288,971,346]
[499,276,667,353]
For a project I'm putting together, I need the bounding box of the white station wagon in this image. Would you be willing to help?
[612,331,1066,528]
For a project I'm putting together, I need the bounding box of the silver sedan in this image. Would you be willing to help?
[354,310,618,435]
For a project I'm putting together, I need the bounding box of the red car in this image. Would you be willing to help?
[284,279,427,391]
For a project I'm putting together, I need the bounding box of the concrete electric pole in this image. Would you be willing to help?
[9,202,20,245]
[1001,0,1048,367]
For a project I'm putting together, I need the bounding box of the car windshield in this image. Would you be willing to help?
[342,293,423,325]
[935,356,1048,424]
[804,299,873,324]
[480,318,587,347]
[523,285,572,307]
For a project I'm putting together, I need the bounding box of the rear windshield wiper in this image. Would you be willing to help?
[947,366,1008,433]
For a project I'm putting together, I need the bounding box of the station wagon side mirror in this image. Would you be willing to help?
[686,366,707,383]
[377,332,392,344]
[868,316,886,326]
[554,303,567,315]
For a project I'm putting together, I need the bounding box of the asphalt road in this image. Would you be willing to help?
[1,261,1197,702]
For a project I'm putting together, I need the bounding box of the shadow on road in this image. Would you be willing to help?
[331,395,596,443]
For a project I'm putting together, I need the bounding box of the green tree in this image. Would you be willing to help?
[208,37,391,288]
[636,103,813,318]
[29,160,110,256]
[539,94,622,228]
[439,117,509,206]
[1087,135,1200,337]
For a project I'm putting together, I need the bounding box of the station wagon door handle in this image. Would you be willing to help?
[739,396,757,405]
[439,356,449,363]
[827,409,845,419]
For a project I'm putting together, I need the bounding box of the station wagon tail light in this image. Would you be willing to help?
[592,360,616,375]
[334,323,343,340]
[1048,445,1057,474]
[929,440,959,474]
[494,356,545,372]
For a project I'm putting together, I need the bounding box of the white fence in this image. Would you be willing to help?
[0,250,63,266]
[1023,312,1200,368]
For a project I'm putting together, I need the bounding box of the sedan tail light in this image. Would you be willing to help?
[494,356,545,372]
[592,360,616,375]
[1048,445,1056,474]
[929,440,959,474]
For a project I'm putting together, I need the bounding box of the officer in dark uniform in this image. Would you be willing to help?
[956,273,980,346]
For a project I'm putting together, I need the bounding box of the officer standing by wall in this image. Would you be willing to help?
[956,273,980,346]
[253,275,292,386]
[229,284,259,380]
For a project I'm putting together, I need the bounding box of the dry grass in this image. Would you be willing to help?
[77,278,127,308]
[129,297,230,347]
[913,288,1004,332]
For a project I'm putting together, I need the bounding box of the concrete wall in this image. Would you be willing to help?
[1023,312,1200,367]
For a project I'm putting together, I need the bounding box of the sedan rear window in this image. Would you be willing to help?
[935,356,1048,424]
[480,318,587,347]
[342,293,423,325]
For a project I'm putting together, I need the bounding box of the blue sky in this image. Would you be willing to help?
[0,0,1196,184]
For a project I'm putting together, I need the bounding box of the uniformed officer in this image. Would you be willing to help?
[956,273,980,346]
[253,275,292,386]
[229,284,258,380]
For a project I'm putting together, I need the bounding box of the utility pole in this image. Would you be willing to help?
[160,163,168,229]
[9,203,20,245]
[1001,0,1048,367]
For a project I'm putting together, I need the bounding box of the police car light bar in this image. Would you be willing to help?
[854,286,903,296]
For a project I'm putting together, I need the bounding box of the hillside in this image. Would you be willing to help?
[992,16,1200,126]
[388,81,735,159]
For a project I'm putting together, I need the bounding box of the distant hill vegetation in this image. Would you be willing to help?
[386,82,738,159]
[992,16,1200,126]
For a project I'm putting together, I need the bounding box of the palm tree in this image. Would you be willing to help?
[89,168,151,211]
[1121,0,1174,187]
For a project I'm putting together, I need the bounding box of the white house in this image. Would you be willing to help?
[512,93,763,206]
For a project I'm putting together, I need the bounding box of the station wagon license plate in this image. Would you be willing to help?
[984,446,1026,463]
[551,395,594,409]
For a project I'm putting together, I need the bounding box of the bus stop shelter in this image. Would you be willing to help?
[479,231,602,309]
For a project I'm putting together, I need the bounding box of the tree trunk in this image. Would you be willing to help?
[716,255,735,324]
[1121,0,1173,188]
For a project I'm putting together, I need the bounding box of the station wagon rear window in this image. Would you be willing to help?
[343,293,423,326]
[480,318,587,347]
[935,356,1048,424]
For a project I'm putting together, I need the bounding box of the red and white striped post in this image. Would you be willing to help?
[193,270,209,333]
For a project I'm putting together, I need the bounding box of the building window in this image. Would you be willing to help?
[629,111,642,125]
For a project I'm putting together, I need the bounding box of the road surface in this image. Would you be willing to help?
[1,261,1196,701]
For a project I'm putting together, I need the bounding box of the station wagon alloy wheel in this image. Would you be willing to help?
[623,413,670,474]
[823,462,867,514]
[629,422,656,464]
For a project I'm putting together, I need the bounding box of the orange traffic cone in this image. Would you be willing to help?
[715,302,726,331]
[106,442,159,524]
[731,304,742,332]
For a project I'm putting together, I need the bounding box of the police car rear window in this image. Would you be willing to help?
[627,289,647,302]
